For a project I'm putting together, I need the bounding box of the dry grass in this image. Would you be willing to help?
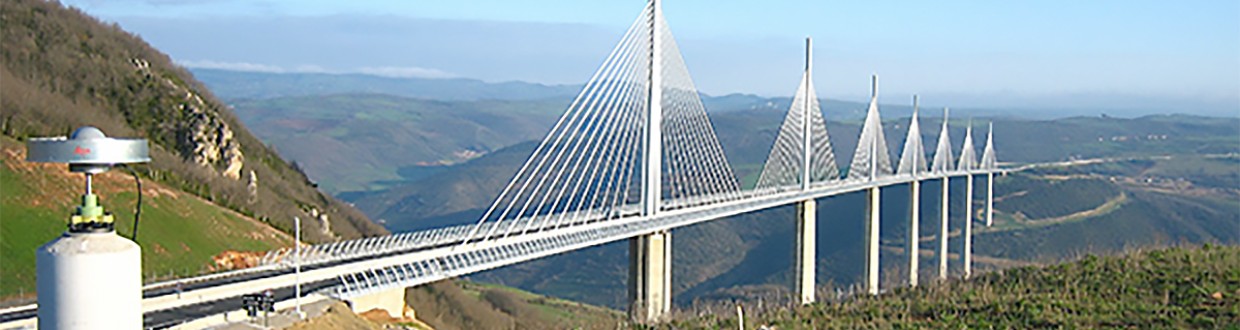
[652,244,1240,329]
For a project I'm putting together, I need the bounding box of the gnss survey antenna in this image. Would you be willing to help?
[27,126,149,330]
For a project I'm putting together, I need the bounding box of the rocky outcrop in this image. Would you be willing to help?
[132,57,245,179]
[247,170,259,204]
[308,207,336,239]
[210,250,264,271]
[182,105,244,179]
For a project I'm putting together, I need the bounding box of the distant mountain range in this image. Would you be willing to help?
[224,82,1239,197]
[196,68,1240,119]
[195,68,908,119]
[190,68,582,101]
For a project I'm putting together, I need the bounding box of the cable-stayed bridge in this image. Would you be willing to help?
[3,0,1014,327]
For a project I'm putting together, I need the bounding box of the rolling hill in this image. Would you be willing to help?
[215,79,1237,309]
[345,110,1239,230]
[229,94,567,193]
[338,112,1238,308]
[224,87,1239,199]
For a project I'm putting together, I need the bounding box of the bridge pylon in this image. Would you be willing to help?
[932,108,953,280]
[958,121,978,279]
[758,36,834,305]
[898,95,926,287]
[983,122,997,227]
[851,75,890,296]
[791,37,823,305]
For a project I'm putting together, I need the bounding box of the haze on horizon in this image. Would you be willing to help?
[63,0,1239,116]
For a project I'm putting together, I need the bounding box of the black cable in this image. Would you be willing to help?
[121,164,143,241]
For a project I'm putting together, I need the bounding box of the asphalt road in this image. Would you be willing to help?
[143,279,339,329]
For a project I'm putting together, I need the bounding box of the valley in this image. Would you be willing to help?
[204,73,1239,309]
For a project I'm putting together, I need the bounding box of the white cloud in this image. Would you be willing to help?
[356,66,456,79]
[176,60,455,79]
[142,0,229,5]
[289,64,329,74]
[177,60,285,73]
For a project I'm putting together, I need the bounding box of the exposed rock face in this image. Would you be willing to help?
[309,208,336,239]
[247,170,259,204]
[184,107,245,179]
[132,57,245,179]
[210,250,264,271]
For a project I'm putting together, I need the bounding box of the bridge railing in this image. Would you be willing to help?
[324,168,1008,299]
[119,168,1009,304]
[251,169,1000,276]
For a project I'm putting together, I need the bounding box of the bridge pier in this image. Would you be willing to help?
[865,186,880,295]
[907,180,920,287]
[629,230,672,322]
[987,172,994,227]
[963,174,974,279]
[938,177,949,280]
[794,199,816,304]
[345,287,410,319]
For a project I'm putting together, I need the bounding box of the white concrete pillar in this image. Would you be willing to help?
[629,230,671,322]
[938,177,949,280]
[347,286,409,319]
[662,232,671,311]
[795,199,816,304]
[907,180,920,287]
[865,186,880,295]
[38,231,142,330]
[963,174,974,279]
[987,172,994,227]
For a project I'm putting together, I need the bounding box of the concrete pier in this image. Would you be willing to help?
[987,172,994,227]
[907,180,920,287]
[938,177,949,280]
[865,186,881,295]
[963,175,974,278]
[795,199,816,304]
[346,287,409,319]
[629,230,672,322]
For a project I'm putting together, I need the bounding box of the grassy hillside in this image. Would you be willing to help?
[0,137,293,303]
[0,0,383,242]
[656,245,1240,329]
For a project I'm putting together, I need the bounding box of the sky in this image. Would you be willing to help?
[63,0,1240,115]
